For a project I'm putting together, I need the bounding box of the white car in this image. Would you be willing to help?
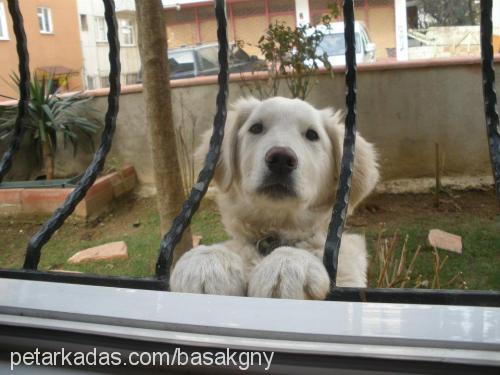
[307,21,376,67]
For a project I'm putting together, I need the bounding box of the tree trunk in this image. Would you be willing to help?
[135,0,192,264]
[42,139,54,180]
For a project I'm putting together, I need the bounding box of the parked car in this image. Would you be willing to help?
[308,21,376,67]
[137,43,266,82]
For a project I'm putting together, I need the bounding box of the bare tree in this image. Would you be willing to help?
[135,0,192,263]
[416,0,480,27]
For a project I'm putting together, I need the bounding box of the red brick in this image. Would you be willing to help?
[21,189,71,214]
[103,172,125,198]
[121,174,136,193]
[68,241,128,264]
[428,229,462,254]
[86,177,113,199]
[0,189,23,205]
[74,200,88,217]
[121,165,135,177]
[0,189,23,215]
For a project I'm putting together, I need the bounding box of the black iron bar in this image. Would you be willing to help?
[23,0,121,270]
[0,0,496,309]
[0,0,30,182]
[480,0,500,203]
[156,0,229,284]
[323,0,357,287]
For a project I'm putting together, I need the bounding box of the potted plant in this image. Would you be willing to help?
[0,74,100,180]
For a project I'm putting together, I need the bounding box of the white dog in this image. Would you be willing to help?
[170,97,379,300]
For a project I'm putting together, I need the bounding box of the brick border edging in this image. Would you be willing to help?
[0,166,137,219]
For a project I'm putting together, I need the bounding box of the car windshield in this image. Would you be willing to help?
[169,51,195,74]
[316,33,362,56]
[197,46,219,70]
[230,45,251,63]
[196,44,252,71]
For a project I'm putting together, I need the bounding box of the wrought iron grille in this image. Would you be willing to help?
[0,0,499,307]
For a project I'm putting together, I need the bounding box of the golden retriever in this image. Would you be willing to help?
[170,96,379,299]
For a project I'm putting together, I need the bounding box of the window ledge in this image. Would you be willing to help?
[0,278,498,369]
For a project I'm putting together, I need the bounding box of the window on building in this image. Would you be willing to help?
[0,2,8,40]
[96,16,107,42]
[232,1,266,18]
[165,8,196,24]
[80,14,88,31]
[100,76,109,88]
[125,73,139,85]
[86,75,95,90]
[119,18,135,46]
[37,7,53,34]
[268,0,295,13]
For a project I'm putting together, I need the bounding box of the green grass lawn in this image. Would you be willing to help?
[364,218,500,290]
[1,194,498,290]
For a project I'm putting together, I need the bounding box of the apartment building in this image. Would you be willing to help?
[77,0,141,90]
[0,0,83,101]
[162,0,398,60]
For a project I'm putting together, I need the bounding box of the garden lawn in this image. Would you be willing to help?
[0,191,498,290]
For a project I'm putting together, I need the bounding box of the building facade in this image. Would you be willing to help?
[0,0,83,101]
[77,0,141,90]
[162,0,397,61]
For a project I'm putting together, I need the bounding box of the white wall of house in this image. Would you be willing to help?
[394,0,408,60]
[295,0,311,26]
[77,0,141,90]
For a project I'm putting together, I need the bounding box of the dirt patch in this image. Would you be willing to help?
[349,189,499,229]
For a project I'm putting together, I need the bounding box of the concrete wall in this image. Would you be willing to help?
[95,58,498,188]
[2,58,498,187]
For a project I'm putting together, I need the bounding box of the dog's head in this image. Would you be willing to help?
[197,96,379,213]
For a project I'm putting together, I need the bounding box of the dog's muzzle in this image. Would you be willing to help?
[257,147,298,198]
[265,147,298,175]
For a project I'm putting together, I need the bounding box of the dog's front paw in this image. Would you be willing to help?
[170,245,247,296]
[248,247,330,300]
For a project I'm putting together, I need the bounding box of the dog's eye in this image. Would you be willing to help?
[249,123,264,134]
[305,129,319,141]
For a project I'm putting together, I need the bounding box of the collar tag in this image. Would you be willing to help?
[256,236,282,256]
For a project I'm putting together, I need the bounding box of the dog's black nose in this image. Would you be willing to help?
[265,147,298,175]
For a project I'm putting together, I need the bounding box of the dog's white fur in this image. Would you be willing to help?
[171,97,379,299]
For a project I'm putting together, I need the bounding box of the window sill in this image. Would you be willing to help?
[0,278,498,370]
[39,31,54,35]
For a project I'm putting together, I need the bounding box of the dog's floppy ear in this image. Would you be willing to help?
[195,96,260,191]
[321,108,379,214]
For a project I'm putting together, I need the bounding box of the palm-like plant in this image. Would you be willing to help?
[0,74,100,179]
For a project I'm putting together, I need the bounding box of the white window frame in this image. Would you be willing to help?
[37,7,53,34]
[95,16,107,43]
[0,279,498,370]
[0,1,9,40]
[119,18,135,46]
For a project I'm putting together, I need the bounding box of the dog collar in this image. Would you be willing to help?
[255,235,284,256]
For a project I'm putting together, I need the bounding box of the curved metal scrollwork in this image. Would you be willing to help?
[323,0,357,287]
[480,0,500,203]
[156,0,229,284]
[0,0,498,307]
[0,0,30,182]
[23,0,121,270]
